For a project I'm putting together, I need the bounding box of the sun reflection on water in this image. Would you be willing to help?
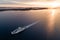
[47,9,57,37]
[51,9,56,16]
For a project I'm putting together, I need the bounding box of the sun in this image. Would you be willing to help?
[49,1,60,8]
[23,1,60,8]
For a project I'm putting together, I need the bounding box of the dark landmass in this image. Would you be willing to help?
[0,7,48,11]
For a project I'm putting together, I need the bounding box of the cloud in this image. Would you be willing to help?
[0,0,37,4]
[0,0,30,4]
[0,0,19,4]
[0,0,60,4]
[0,0,53,4]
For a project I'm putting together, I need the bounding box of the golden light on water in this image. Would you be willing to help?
[47,9,57,37]
[51,9,56,16]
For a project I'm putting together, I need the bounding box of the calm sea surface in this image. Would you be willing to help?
[0,9,60,40]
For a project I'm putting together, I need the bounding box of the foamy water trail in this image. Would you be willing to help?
[11,21,39,35]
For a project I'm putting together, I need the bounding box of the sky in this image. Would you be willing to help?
[0,0,60,7]
[0,0,55,4]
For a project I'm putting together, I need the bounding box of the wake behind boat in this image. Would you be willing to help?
[11,21,39,35]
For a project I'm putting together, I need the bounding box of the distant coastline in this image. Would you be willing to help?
[0,7,48,11]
